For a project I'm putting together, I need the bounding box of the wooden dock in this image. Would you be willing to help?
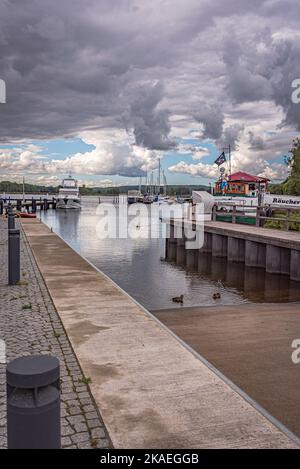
[20,219,299,448]
[0,196,57,214]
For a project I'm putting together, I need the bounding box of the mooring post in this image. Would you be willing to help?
[6,355,61,449]
[8,209,15,230]
[16,199,22,212]
[32,198,36,213]
[0,199,3,215]
[8,228,20,285]
[7,203,13,216]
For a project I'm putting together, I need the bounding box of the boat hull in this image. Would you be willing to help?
[56,198,81,210]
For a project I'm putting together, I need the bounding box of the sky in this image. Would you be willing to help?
[0,0,300,187]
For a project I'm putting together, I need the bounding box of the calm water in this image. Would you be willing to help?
[40,196,300,310]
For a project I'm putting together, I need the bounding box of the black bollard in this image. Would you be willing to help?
[0,200,3,215]
[32,198,37,213]
[16,199,22,212]
[8,228,20,285]
[7,203,13,215]
[8,213,15,230]
[7,355,61,449]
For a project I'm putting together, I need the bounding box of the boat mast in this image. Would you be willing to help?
[222,144,232,178]
[150,171,154,197]
[158,159,161,195]
[162,170,167,196]
[22,176,25,201]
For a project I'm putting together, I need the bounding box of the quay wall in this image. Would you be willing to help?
[169,220,300,281]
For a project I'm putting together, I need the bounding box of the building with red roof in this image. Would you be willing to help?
[214,171,269,197]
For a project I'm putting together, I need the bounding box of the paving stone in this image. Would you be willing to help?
[62,436,73,447]
[71,432,91,444]
[85,412,99,420]
[74,422,89,433]
[91,427,106,439]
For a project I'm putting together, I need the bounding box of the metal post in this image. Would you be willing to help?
[232,205,237,224]
[8,228,20,285]
[7,203,13,216]
[8,212,15,230]
[7,355,61,449]
[284,209,291,231]
[16,199,22,212]
[255,207,260,227]
[0,199,3,215]
[32,198,37,213]
[212,205,217,221]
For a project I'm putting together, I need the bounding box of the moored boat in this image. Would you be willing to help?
[17,212,37,219]
[56,176,81,209]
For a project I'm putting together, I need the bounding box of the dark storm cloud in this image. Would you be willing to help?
[218,124,244,152]
[194,104,225,141]
[0,0,300,165]
[248,131,266,151]
[128,81,176,150]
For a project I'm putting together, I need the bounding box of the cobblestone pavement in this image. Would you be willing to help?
[0,218,111,449]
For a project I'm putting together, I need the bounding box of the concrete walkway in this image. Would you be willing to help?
[205,221,300,249]
[22,219,299,449]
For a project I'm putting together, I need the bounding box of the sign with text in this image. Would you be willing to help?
[264,193,300,208]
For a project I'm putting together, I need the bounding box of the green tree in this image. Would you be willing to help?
[282,138,300,195]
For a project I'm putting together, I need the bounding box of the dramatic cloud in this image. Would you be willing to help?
[0,130,162,178]
[0,1,300,179]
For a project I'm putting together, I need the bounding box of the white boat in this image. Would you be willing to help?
[56,176,81,209]
[127,190,143,204]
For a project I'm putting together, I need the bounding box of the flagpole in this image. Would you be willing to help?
[229,144,231,177]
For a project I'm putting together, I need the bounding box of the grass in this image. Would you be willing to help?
[79,376,92,385]
[265,211,300,231]
[90,438,99,448]
[22,303,32,310]
[17,280,29,286]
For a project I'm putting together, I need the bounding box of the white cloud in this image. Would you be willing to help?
[177,143,211,160]
[168,161,219,179]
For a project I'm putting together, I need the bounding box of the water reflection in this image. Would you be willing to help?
[40,196,300,310]
[165,239,300,303]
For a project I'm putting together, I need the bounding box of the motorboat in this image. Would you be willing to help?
[56,176,81,209]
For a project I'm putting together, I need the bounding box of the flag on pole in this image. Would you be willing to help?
[214,151,226,166]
